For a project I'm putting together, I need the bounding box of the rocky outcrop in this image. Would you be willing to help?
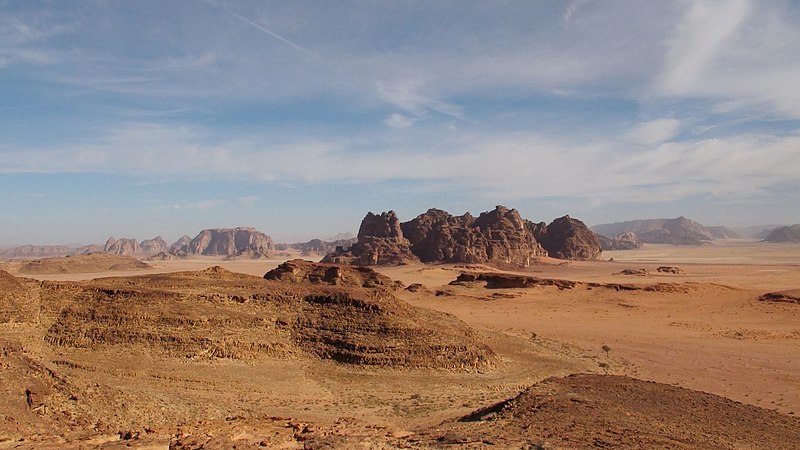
[322,211,418,265]
[592,217,721,245]
[103,237,140,256]
[264,259,402,290]
[536,215,602,260]
[324,206,600,266]
[139,236,168,256]
[763,224,800,243]
[185,227,273,258]
[42,265,495,370]
[400,206,547,266]
[169,235,192,255]
[597,231,642,250]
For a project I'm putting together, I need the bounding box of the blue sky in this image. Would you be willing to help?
[1,0,799,245]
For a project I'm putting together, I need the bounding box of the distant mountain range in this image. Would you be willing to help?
[763,224,800,243]
[592,217,740,246]
[0,227,275,261]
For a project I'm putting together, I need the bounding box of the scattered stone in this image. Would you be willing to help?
[759,290,800,304]
[617,268,648,276]
[656,266,684,275]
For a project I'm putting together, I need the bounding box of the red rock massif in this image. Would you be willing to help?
[324,206,600,266]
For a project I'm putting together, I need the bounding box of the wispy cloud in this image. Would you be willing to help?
[3,120,798,205]
[159,200,224,210]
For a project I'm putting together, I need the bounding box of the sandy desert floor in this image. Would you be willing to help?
[1,242,798,448]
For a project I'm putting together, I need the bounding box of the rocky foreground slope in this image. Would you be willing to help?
[324,205,600,266]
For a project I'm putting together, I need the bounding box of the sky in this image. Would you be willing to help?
[1,0,799,245]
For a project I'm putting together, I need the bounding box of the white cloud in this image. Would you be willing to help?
[658,0,750,94]
[624,119,682,146]
[159,200,224,210]
[2,121,798,206]
[384,113,416,128]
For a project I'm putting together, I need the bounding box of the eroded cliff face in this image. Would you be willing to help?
[324,206,601,266]
[185,227,274,258]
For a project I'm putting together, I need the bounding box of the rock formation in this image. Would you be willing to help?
[38,263,494,370]
[169,235,192,255]
[324,206,600,265]
[536,215,602,260]
[185,227,274,258]
[103,237,140,256]
[284,237,357,256]
[322,211,418,265]
[400,206,547,266]
[139,236,168,256]
[264,259,402,290]
[763,224,800,243]
[597,231,643,250]
[592,217,724,245]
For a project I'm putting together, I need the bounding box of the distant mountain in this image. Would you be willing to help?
[733,224,787,240]
[592,217,734,246]
[283,237,357,256]
[325,232,355,241]
[704,226,740,240]
[0,245,76,260]
[185,227,274,258]
[763,224,800,243]
[596,232,643,251]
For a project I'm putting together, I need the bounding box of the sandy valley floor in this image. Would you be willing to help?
[1,242,798,447]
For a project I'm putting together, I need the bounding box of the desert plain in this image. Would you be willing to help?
[1,241,799,449]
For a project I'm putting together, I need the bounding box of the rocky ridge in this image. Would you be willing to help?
[592,217,737,245]
[324,206,600,266]
[184,227,274,258]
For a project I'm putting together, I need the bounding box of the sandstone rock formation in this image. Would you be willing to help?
[592,217,725,245]
[322,211,418,265]
[185,227,274,258]
[169,235,192,254]
[139,236,168,256]
[597,231,643,250]
[764,224,800,243]
[103,237,140,256]
[536,215,602,260]
[324,206,601,265]
[264,259,402,290]
[37,264,493,369]
[400,206,547,266]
